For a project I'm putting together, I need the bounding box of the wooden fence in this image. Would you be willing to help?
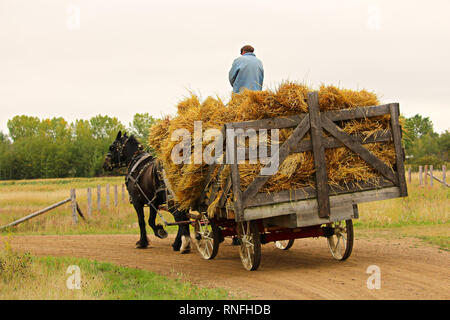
[407,165,448,187]
[72,184,128,224]
[0,184,128,230]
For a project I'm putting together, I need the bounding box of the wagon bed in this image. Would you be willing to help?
[188,91,407,270]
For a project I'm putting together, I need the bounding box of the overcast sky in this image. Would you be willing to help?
[1,0,449,134]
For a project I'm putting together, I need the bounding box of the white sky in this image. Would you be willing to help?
[1,0,449,133]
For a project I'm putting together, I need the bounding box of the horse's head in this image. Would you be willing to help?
[103,131,131,171]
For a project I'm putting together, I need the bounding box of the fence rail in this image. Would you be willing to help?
[0,184,128,230]
[407,165,448,188]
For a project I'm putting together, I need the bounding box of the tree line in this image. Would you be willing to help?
[0,113,448,180]
[0,114,155,180]
[402,115,449,170]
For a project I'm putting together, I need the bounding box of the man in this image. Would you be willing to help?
[229,45,264,93]
[229,45,264,247]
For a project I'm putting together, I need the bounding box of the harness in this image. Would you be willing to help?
[125,152,170,226]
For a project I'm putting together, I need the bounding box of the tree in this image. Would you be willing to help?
[403,114,435,155]
[402,114,449,168]
[90,115,125,141]
[7,115,41,142]
[437,130,450,162]
[128,113,156,148]
[0,131,12,179]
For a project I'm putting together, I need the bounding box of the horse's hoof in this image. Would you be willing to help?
[180,236,191,254]
[156,228,168,239]
[136,239,149,249]
[180,248,191,254]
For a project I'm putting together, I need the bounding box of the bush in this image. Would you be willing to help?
[0,239,32,282]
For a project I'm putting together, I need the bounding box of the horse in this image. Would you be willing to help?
[103,131,191,253]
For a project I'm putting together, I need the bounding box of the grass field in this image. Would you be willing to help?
[0,176,179,235]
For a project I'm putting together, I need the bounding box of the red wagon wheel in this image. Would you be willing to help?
[237,220,261,271]
[326,219,354,261]
[274,239,295,250]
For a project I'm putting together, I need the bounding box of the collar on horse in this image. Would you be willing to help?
[126,152,153,185]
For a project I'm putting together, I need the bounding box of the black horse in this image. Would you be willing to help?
[103,131,191,253]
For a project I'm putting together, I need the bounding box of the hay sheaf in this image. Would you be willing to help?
[149,82,395,210]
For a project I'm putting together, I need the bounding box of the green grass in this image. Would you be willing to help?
[0,241,236,300]
[39,255,233,300]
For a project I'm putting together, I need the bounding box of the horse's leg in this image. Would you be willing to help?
[148,205,168,239]
[172,226,182,252]
[133,203,149,249]
[171,209,184,251]
[177,210,191,254]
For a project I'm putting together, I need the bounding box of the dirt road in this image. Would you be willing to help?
[5,233,449,299]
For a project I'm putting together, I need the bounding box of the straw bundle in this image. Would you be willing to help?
[149,82,395,210]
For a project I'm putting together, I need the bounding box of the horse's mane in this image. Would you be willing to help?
[125,135,140,147]
[126,135,147,154]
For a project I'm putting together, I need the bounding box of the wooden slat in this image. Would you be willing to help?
[225,104,391,131]
[227,114,306,130]
[294,204,354,228]
[322,104,391,122]
[225,126,244,222]
[308,91,330,219]
[244,187,400,221]
[389,103,408,197]
[321,114,399,185]
[295,130,392,153]
[245,179,394,208]
[242,115,311,206]
[243,130,393,160]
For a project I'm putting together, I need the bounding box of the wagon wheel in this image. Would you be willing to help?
[193,214,220,260]
[237,220,261,271]
[274,239,295,250]
[326,219,354,261]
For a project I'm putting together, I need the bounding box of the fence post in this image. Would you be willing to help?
[70,189,78,225]
[424,165,428,185]
[122,184,126,203]
[97,185,101,212]
[443,165,446,186]
[87,188,92,217]
[408,167,411,184]
[114,185,118,207]
[419,166,423,186]
[106,184,110,209]
[430,165,433,187]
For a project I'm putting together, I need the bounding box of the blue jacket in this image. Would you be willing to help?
[229,52,264,93]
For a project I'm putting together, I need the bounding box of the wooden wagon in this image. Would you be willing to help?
[180,91,408,271]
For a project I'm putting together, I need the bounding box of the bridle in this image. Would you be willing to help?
[107,136,133,169]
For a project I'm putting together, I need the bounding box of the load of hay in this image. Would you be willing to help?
[149,82,395,210]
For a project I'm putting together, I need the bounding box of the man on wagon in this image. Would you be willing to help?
[228,45,264,246]
[229,45,264,93]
